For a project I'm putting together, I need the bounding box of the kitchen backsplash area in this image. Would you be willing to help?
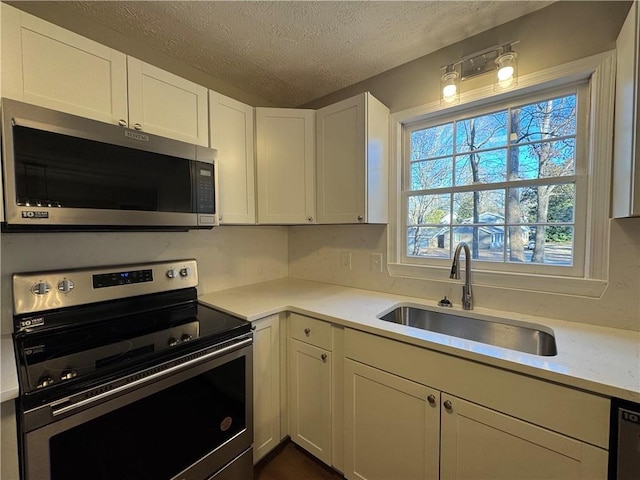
[289,220,640,332]
[1,226,289,334]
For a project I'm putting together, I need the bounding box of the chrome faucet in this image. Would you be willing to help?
[450,242,473,310]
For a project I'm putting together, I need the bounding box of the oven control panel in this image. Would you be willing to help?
[13,259,198,316]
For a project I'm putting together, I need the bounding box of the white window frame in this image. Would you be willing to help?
[387,51,615,298]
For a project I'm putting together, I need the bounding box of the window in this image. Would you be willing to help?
[402,85,588,276]
[388,53,615,297]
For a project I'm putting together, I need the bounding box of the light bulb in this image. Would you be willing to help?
[442,83,457,101]
[497,65,514,82]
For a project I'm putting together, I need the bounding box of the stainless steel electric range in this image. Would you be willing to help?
[12,259,253,480]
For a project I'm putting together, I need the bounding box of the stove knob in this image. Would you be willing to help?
[179,267,191,278]
[181,334,193,342]
[168,337,178,347]
[36,375,54,389]
[61,369,78,381]
[31,282,51,295]
[57,279,75,294]
[166,269,178,279]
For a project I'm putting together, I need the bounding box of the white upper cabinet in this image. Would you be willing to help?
[1,4,208,146]
[613,1,640,218]
[1,3,128,125]
[209,91,256,224]
[316,92,389,224]
[127,58,208,146]
[255,108,315,224]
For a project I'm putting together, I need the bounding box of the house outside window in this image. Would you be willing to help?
[387,53,615,297]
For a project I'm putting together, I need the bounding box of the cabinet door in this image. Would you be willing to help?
[256,108,315,224]
[316,94,366,224]
[440,394,608,480]
[316,92,389,224]
[1,4,128,125]
[344,359,440,480]
[127,57,208,146]
[288,338,331,464]
[209,91,256,224]
[612,1,640,217]
[252,315,280,463]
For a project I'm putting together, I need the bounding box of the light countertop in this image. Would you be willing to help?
[199,277,640,403]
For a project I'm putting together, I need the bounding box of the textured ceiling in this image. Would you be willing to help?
[60,1,553,107]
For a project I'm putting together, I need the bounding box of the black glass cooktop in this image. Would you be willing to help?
[14,288,250,404]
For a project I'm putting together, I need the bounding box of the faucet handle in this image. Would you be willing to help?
[438,296,453,308]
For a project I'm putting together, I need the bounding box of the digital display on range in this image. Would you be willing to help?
[92,269,153,289]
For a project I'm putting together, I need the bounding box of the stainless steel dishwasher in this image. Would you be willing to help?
[610,398,640,479]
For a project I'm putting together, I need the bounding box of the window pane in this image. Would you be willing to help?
[508,184,575,224]
[454,149,507,186]
[411,123,454,160]
[452,226,504,261]
[410,158,453,190]
[453,190,505,224]
[456,110,508,153]
[407,226,450,258]
[508,225,574,266]
[513,138,575,180]
[408,194,450,226]
[512,94,577,144]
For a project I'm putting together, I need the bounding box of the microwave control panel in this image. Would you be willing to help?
[195,162,215,214]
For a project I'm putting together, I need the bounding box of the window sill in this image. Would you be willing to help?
[387,262,608,298]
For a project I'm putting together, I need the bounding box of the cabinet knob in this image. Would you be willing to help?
[427,394,436,406]
[118,119,128,127]
[307,216,313,222]
[357,215,364,221]
[443,400,453,411]
[133,123,143,131]
[304,328,311,336]
[321,354,327,363]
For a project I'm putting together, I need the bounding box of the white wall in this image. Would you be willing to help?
[288,221,640,331]
[1,226,288,333]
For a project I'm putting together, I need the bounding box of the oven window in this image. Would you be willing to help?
[13,126,193,212]
[48,356,246,480]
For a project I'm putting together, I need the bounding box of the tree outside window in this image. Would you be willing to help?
[406,93,577,267]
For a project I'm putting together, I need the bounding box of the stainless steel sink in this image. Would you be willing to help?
[378,306,557,356]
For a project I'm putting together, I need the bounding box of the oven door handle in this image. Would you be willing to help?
[50,336,252,417]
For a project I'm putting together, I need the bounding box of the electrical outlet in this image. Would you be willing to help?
[340,251,352,270]
[370,253,383,272]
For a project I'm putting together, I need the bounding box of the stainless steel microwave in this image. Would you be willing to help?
[0,99,218,231]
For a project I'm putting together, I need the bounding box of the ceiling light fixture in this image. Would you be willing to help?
[440,41,519,102]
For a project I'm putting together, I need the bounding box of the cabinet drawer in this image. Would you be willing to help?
[289,313,332,350]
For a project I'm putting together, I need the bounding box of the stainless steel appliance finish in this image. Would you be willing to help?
[1,99,218,231]
[13,260,253,480]
[378,305,558,356]
[611,399,640,479]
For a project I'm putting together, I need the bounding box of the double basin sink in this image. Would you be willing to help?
[378,305,557,356]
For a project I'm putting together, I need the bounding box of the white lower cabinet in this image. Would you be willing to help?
[288,337,332,465]
[252,315,281,463]
[344,359,439,480]
[440,394,608,480]
[344,328,609,480]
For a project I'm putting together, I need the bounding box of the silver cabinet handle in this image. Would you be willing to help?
[427,394,436,406]
[443,400,453,411]
[304,328,311,336]
[307,216,313,222]
[357,215,364,221]
[133,123,143,130]
[321,353,327,363]
[118,119,128,127]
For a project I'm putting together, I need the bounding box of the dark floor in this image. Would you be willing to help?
[254,442,345,480]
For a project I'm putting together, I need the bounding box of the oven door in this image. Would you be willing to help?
[20,340,253,480]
